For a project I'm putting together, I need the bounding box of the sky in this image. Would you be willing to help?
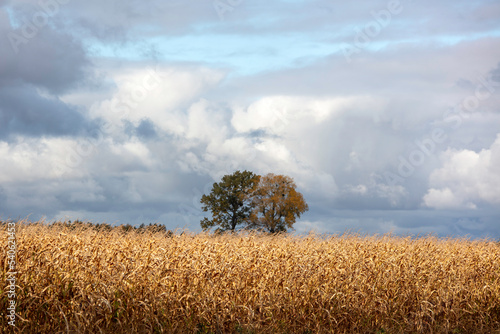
[0,0,499,238]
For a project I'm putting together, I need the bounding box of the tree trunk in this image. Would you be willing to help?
[230,208,237,230]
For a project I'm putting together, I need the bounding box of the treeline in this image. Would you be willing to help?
[0,220,174,236]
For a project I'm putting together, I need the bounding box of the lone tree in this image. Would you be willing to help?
[248,173,309,233]
[200,170,260,232]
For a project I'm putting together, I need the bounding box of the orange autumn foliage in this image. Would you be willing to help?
[249,173,309,233]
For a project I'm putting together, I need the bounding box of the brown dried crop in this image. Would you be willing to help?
[1,221,500,333]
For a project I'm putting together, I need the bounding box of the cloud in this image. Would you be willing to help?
[423,134,500,209]
[0,5,96,140]
[125,118,158,139]
[89,65,226,136]
[1,0,500,239]
[0,9,89,94]
[0,86,96,140]
[231,95,368,135]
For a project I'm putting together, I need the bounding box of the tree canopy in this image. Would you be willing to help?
[248,173,309,233]
[200,170,260,231]
[200,171,308,233]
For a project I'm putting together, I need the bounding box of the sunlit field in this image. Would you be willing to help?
[2,221,500,333]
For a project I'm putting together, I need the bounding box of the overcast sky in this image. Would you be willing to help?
[1,0,499,238]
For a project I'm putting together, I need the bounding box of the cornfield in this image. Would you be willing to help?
[1,221,500,333]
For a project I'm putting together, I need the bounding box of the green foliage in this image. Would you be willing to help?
[200,170,260,231]
[200,171,309,233]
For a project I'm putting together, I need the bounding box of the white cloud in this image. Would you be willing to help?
[231,95,375,135]
[422,188,477,210]
[186,99,229,142]
[108,139,155,169]
[0,138,90,182]
[89,65,225,136]
[423,134,500,209]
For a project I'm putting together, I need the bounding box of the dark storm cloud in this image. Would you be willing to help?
[0,4,98,139]
[0,10,89,94]
[0,85,97,139]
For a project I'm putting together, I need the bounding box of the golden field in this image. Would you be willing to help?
[1,221,500,333]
